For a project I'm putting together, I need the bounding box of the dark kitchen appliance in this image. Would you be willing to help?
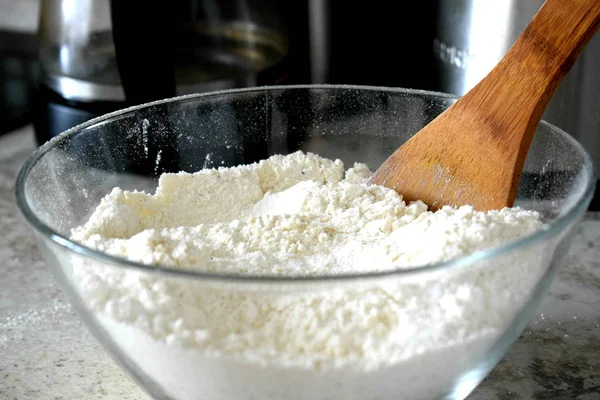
[33,0,291,143]
[32,1,441,144]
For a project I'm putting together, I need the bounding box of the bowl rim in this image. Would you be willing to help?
[15,84,597,283]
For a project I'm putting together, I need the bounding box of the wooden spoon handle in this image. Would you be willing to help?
[443,0,600,206]
[368,0,599,212]
[462,0,600,142]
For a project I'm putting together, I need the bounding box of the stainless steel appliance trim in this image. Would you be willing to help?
[308,0,329,84]
[44,74,125,102]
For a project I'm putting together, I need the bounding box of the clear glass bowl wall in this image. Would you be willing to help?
[17,86,595,400]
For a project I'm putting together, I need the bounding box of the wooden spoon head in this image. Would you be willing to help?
[368,101,526,212]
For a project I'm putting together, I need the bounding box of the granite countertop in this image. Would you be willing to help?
[1,127,599,400]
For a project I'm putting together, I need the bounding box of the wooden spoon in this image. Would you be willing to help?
[369,0,600,211]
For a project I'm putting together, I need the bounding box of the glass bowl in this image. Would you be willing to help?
[16,85,595,400]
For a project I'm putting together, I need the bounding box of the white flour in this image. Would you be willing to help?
[70,151,548,400]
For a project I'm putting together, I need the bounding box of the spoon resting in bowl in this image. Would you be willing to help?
[369,0,600,212]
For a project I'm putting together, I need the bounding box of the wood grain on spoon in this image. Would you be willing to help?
[369,0,600,211]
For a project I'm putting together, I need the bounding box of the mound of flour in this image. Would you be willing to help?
[70,151,546,400]
[72,151,541,275]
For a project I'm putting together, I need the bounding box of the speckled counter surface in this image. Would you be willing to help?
[1,127,598,400]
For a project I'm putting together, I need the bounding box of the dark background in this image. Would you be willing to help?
[285,1,440,90]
